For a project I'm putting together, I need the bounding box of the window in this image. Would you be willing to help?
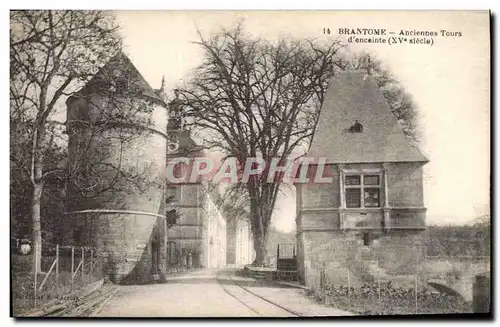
[166,209,178,228]
[166,186,181,203]
[344,174,382,208]
[346,188,361,208]
[167,241,179,264]
[363,232,372,246]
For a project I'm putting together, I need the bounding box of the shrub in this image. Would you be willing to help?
[322,281,471,315]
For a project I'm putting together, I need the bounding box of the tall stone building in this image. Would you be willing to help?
[226,219,255,266]
[64,52,229,283]
[295,71,428,286]
[163,90,229,269]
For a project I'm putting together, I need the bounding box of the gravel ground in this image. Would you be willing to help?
[95,269,258,317]
[94,268,352,317]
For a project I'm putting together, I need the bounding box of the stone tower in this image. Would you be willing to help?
[295,71,428,286]
[65,52,169,283]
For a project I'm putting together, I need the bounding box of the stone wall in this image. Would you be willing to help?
[226,220,254,266]
[235,221,254,265]
[64,211,167,284]
[165,184,229,269]
[296,162,427,286]
[200,193,227,268]
[226,221,237,265]
[300,230,426,286]
[166,184,203,267]
[66,91,168,284]
[386,162,425,207]
[300,180,339,209]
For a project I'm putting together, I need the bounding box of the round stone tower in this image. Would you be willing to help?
[65,52,168,283]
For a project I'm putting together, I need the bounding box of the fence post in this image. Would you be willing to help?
[71,246,74,292]
[81,247,85,285]
[318,268,320,294]
[90,248,94,281]
[55,245,59,299]
[315,268,319,298]
[414,273,418,314]
[377,262,381,310]
[321,262,326,304]
[347,268,351,303]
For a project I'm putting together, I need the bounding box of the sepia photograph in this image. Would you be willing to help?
[9,10,491,318]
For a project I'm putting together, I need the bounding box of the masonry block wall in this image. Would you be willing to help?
[63,212,167,284]
[65,91,168,284]
[235,221,254,265]
[200,194,227,268]
[226,220,255,266]
[296,162,427,287]
[167,184,204,267]
[226,221,237,265]
[166,184,229,269]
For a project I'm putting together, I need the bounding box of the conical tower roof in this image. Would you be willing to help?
[307,70,427,164]
[76,51,165,104]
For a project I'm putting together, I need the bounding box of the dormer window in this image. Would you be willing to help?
[349,120,364,133]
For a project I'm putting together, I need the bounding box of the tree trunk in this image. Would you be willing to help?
[31,181,43,274]
[253,231,268,266]
[247,181,278,267]
[31,126,45,275]
[249,192,270,266]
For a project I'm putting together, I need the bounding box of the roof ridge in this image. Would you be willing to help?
[75,50,165,104]
[307,70,427,164]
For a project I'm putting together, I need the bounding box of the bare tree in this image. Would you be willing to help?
[181,25,346,265]
[10,10,123,271]
[349,51,421,144]
[211,183,251,224]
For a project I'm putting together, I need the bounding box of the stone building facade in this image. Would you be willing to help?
[226,219,255,266]
[201,192,227,269]
[64,52,231,283]
[295,71,428,286]
[165,182,228,269]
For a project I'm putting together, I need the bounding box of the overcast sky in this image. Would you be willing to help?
[114,10,490,231]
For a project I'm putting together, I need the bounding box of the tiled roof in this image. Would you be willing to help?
[76,51,166,105]
[306,70,427,164]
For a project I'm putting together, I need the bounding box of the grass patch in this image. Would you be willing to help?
[11,254,104,316]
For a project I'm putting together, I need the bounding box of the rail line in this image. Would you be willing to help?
[41,287,117,317]
[216,270,300,317]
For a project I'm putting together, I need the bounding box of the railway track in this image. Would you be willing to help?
[42,286,118,317]
[33,270,299,317]
[216,270,300,317]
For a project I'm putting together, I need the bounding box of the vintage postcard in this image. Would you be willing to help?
[10,10,490,317]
